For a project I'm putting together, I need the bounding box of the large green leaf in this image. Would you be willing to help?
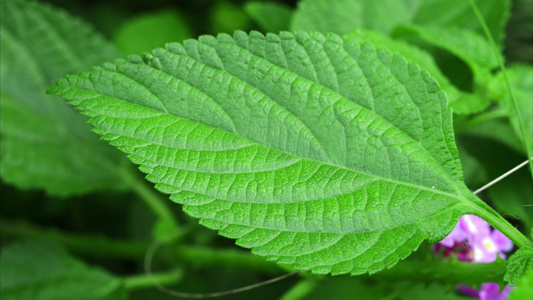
[0,0,129,196]
[289,0,510,46]
[0,240,124,300]
[291,0,422,35]
[49,31,508,275]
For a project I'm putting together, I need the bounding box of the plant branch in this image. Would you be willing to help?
[0,220,283,274]
[453,108,507,133]
[468,0,533,175]
[123,269,183,291]
[473,158,532,195]
[117,166,178,228]
[279,278,319,300]
[372,258,507,285]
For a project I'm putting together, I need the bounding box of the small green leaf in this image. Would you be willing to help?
[210,1,251,34]
[245,1,292,33]
[0,240,124,300]
[392,282,467,300]
[412,0,511,46]
[507,268,533,300]
[291,0,422,35]
[449,93,491,115]
[302,277,387,300]
[0,0,129,196]
[505,248,533,286]
[490,65,533,176]
[392,25,498,78]
[49,31,513,275]
[114,9,192,56]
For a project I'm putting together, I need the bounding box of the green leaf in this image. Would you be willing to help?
[302,277,387,300]
[391,282,466,300]
[291,0,422,35]
[505,248,533,286]
[245,1,292,33]
[48,31,515,275]
[392,25,498,82]
[210,1,251,34]
[490,65,533,176]
[344,29,487,115]
[507,268,533,300]
[0,240,124,300]
[113,9,192,56]
[449,93,491,115]
[0,0,129,196]
[413,0,511,46]
[344,29,454,94]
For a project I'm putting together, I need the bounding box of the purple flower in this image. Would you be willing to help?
[436,215,513,263]
[478,283,514,300]
[457,284,514,300]
[471,229,514,263]
[437,215,516,300]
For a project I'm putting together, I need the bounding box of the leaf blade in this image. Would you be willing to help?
[0,240,123,300]
[50,31,492,275]
[0,0,129,196]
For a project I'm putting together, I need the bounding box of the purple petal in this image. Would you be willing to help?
[459,215,491,243]
[479,283,514,300]
[472,244,498,263]
[439,224,468,247]
[500,285,515,299]
[457,284,480,298]
[492,230,514,252]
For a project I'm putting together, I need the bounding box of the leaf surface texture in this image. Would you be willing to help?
[0,0,129,195]
[50,31,493,275]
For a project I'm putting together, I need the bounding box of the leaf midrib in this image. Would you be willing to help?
[60,82,468,208]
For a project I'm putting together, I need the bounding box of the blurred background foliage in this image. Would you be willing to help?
[1,0,531,299]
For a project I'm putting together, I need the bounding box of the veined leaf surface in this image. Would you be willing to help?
[49,31,500,275]
[0,0,129,196]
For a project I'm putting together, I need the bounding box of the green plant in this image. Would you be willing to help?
[1,0,532,299]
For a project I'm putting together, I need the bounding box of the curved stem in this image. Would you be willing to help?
[117,166,178,228]
[124,269,183,291]
[279,279,319,300]
[468,0,533,175]
[373,258,507,285]
[454,108,507,133]
[471,199,533,249]
[0,220,283,274]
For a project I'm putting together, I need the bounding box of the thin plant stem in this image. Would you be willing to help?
[279,278,320,300]
[468,0,533,175]
[0,220,283,274]
[474,157,533,195]
[372,258,507,285]
[117,166,178,228]
[124,269,183,291]
[144,241,303,298]
[454,108,507,133]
